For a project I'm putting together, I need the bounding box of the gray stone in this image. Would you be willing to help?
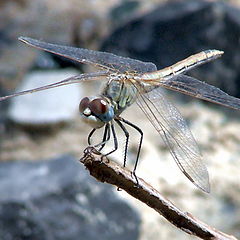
[0,154,140,240]
[8,69,82,126]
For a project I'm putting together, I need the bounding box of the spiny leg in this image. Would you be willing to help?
[115,119,129,168]
[117,117,143,184]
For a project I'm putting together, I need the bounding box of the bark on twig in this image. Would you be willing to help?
[80,147,238,240]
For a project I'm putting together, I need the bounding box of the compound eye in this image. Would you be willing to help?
[89,98,108,115]
[79,97,90,113]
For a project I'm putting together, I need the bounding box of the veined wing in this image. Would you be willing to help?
[155,74,240,110]
[19,37,157,74]
[0,71,107,101]
[136,86,210,193]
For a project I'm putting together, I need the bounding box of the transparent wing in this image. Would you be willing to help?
[136,86,210,192]
[157,74,240,110]
[19,37,157,73]
[0,71,108,101]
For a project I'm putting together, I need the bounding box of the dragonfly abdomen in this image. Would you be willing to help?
[140,49,224,81]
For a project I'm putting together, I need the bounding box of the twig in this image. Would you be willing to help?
[80,147,238,240]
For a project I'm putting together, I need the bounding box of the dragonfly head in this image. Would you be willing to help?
[79,96,114,129]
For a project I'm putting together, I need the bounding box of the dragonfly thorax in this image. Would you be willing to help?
[79,96,114,129]
[102,78,138,115]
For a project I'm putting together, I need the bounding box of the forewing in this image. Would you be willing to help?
[19,37,157,73]
[0,71,107,101]
[136,87,210,192]
[159,74,240,110]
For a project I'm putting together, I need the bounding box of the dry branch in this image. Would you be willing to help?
[80,147,238,240]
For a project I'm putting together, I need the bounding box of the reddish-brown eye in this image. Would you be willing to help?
[89,98,108,115]
[79,97,90,113]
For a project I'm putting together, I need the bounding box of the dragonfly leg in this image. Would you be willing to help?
[98,123,111,151]
[117,117,143,184]
[102,121,118,157]
[114,119,129,168]
[88,123,111,150]
[88,128,96,145]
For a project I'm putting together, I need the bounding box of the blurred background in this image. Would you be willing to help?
[0,0,240,239]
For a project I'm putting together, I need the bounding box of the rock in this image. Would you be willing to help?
[109,1,140,27]
[101,0,240,98]
[0,154,140,240]
[7,69,82,126]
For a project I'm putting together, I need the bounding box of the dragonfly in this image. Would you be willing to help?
[1,37,240,193]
